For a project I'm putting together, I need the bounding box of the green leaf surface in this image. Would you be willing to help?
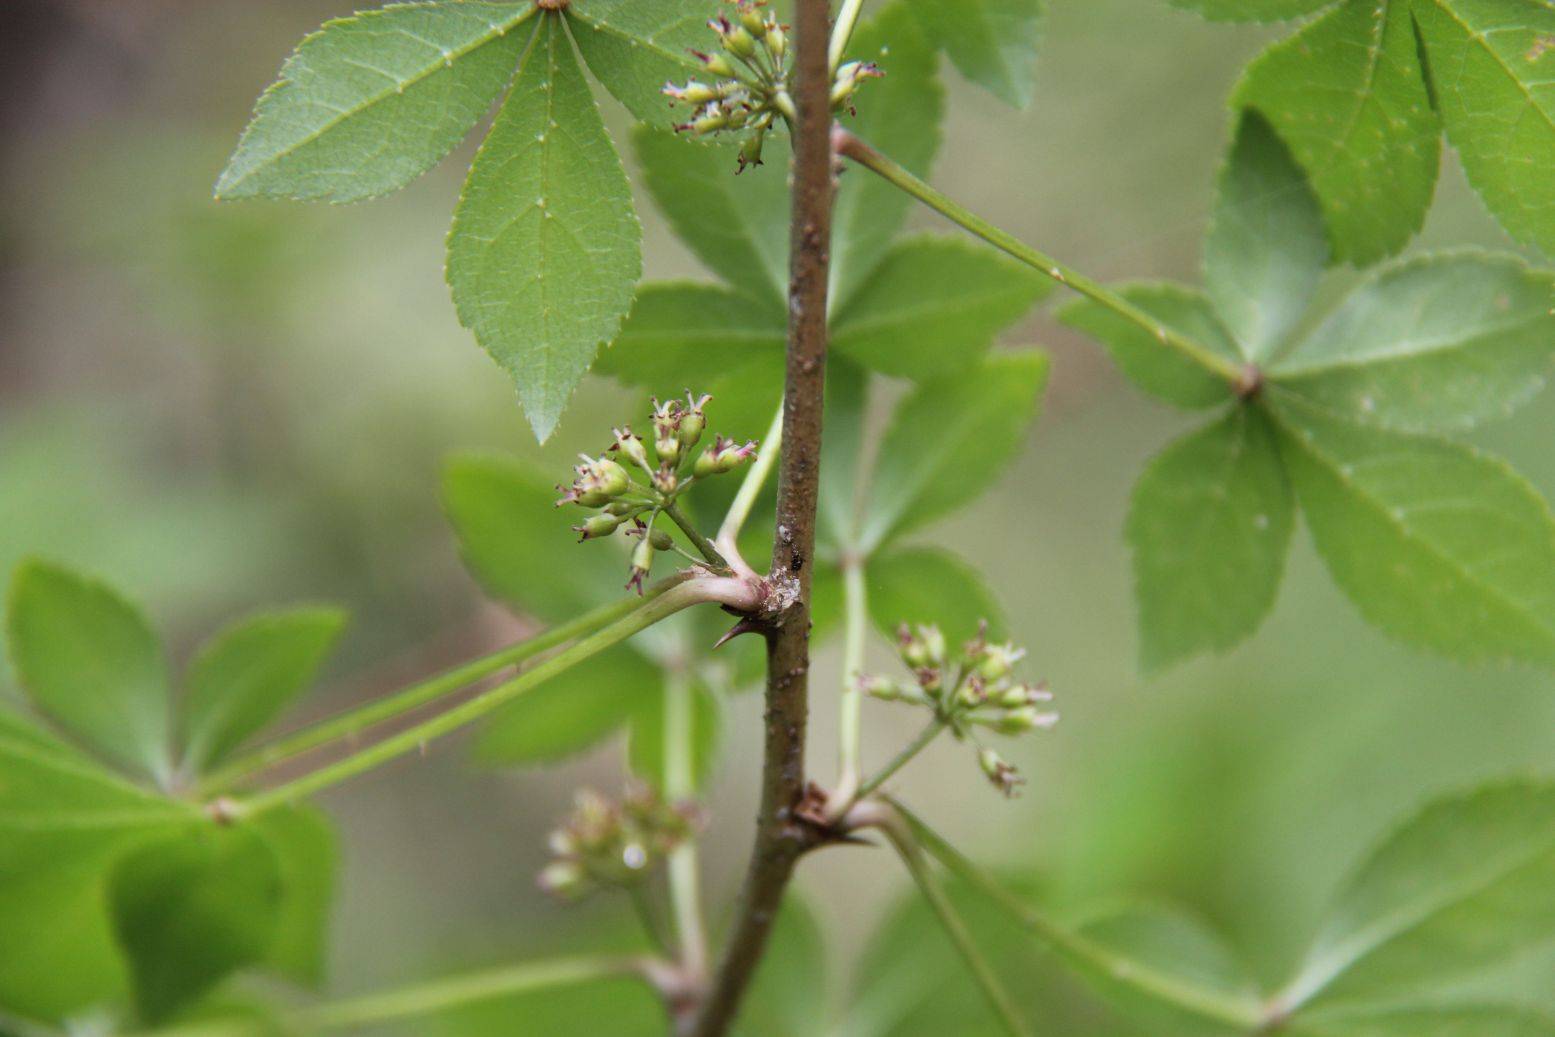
[6,560,172,782]
[819,361,870,551]
[1069,901,1262,1035]
[1205,112,1327,361]
[1414,0,1555,258]
[734,894,829,1037]
[908,0,1046,107]
[1270,252,1555,432]
[180,608,347,774]
[831,237,1049,381]
[632,129,791,305]
[866,546,1006,646]
[1057,283,1242,409]
[860,353,1048,552]
[1283,780,1555,1012]
[446,16,641,441]
[215,2,536,202]
[442,454,627,622]
[108,824,282,1023]
[0,710,195,1020]
[626,678,722,792]
[472,646,657,768]
[833,3,945,303]
[1166,0,1337,20]
[1127,407,1293,672]
[1269,394,1555,666]
[566,0,710,127]
[1233,0,1439,264]
[1288,1005,1555,1037]
[597,282,784,387]
[253,805,337,987]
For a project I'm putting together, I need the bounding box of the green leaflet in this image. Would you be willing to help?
[214,2,536,203]
[252,805,337,987]
[6,559,173,783]
[1413,0,1555,258]
[1269,393,1555,666]
[472,648,657,768]
[1232,0,1440,264]
[1126,407,1293,672]
[1205,112,1328,362]
[108,824,283,1023]
[866,546,1007,646]
[831,237,1050,381]
[180,608,349,774]
[596,283,786,385]
[1287,1006,1555,1036]
[1056,283,1242,409]
[833,3,945,303]
[907,0,1045,108]
[1167,0,1336,20]
[631,130,792,305]
[1270,251,1555,432]
[1280,780,1555,1013]
[446,17,641,442]
[565,0,710,126]
[860,353,1049,553]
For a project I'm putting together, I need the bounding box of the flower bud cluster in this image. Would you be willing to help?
[862,621,1056,797]
[537,786,699,901]
[556,391,756,592]
[663,1,882,171]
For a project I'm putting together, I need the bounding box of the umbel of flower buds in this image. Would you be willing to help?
[538,786,698,901]
[557,455,630,508]
[862,619,1057,798]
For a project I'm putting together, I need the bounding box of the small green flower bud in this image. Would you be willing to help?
[737,130,766,173]
[694,435,758,476]
[915,666,943,697]
[764,23,786,60]
[652,464,679,494]
[897,624,945,670]
[648,528,675,552]
[663,80,722,105]
[957,674,987,708]
[690,111,729,135]
[702,51,736,77]
[560,454,631,508]
[740,7,767,37]
[679,392,710,447]
[573,513,623,541]
[610,427,651,470]
[725,25,757,58]
[978,748,1023,797]
[975,641,1026,681]
[538,860,587,898]
[627,537,655,594]
[604,500,641,517]
[994,706,1058,734]
[858,674,901,701]
[999,681,1052,708]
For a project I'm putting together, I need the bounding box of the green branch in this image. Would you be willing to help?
[664,666,710,979]
[662,500,732,572]
[879,813,1035,1037]
[833,129,1247,386]
[885,798,1265,1031]
[715,404,784,569]
[292,955,649,1031]
[828,0,870,71]
[831,555,870,812]
[199,573,695,794]
[236,580,726,815]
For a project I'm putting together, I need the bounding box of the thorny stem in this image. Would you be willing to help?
[828,0,869,72]
[884,798,1267,1031]
[873,807,1035,1037]
[197,574,695,795]
[690,0,834,1030]
[236,576,761,816]
[715,404,784,574]
[291,955,653,1031]
[829,555,869,815]
[662,499,733,573]
[664,666,710,982]
[833,129,1248,387]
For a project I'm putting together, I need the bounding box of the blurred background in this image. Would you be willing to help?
[4,1,1555,1033]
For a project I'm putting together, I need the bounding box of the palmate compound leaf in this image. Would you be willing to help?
[906,0,1046,108]
[1277,780,1555,1017]
[1126,406,1294,672]
[213,2,538,203]
[1268,251,1555,433]
[1231,0,1440,265]
[1267,391,1555,666]
[446,15,641,442]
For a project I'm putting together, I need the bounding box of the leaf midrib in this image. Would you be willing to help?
[1423,0,1555,142]
[1272,310,1541,379]
[219,4,538,195]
